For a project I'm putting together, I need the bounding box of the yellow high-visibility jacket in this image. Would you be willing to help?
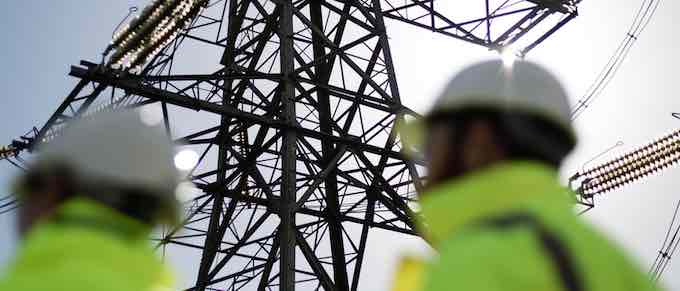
[393,161,661,291]
[0,198,174,291]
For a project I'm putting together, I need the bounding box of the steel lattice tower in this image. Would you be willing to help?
[2,1,579,290]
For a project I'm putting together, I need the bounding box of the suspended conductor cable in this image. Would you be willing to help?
[580,140,624,173]
[0,198,16,209]
[0,205,18,216]
[5,157,26,171]
[571,0,661,120]
[650,201,679,276]
[657,218,680,280]
[102,6,138,63]
[112,6,139,38]
[657,231,680,281]
[650,200,680,282]
[0,197,18,216]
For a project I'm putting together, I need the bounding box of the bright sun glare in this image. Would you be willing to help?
[174,149,199,171]
[501,49,517,68]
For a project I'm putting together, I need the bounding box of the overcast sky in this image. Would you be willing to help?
[2,0,680,290]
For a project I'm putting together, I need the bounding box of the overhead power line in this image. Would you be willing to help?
[579,140,624,173]
[0,194,18,216]
[650,200,680,282]
[570,0,661,120]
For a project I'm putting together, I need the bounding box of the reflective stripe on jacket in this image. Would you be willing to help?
[0,198,174,291]
[393,161,661,291]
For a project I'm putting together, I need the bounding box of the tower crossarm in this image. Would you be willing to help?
[368,0,580,54]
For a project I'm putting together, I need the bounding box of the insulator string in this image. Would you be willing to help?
[580,129,680,195]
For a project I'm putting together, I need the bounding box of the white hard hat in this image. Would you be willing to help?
[29,109,182,223]
[401,59,575,156]
[428,59,573,135]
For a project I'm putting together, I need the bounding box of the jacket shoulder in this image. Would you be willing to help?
[537,208,662,291]
[425,226,558,291]
[0,223,174,291]
[426,210,662,291]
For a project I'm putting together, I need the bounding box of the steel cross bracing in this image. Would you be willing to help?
[373,0,579,55]
[2,0,580,290]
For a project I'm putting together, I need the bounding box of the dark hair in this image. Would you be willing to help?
[20,164,77,204]
[20,165,162,225]
[427,108,575,168]
[88,187,163,225]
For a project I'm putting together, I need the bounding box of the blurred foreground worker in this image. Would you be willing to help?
[393,60,660,291]
[0,110,181,291]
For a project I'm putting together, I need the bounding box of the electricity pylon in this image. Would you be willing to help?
[2,1,579,290]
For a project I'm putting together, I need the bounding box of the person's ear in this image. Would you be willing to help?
[424,123,459,188]
[461,120,506,171]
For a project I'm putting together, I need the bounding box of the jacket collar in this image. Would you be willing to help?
[50,197,152,240]
[417,161,571,245]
